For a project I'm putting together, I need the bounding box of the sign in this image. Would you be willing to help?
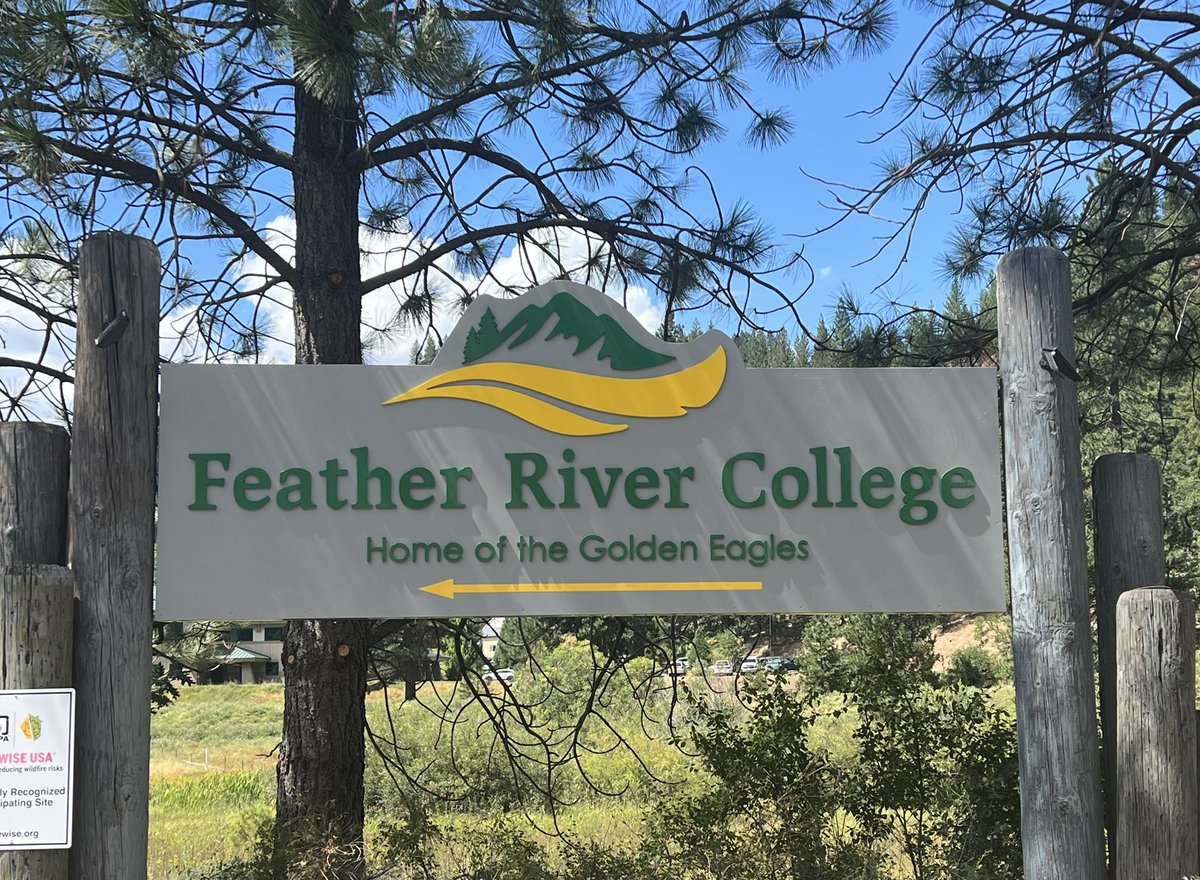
[0,689,75,850]
[157,282,1004,619]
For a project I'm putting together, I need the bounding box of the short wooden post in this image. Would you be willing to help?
[1093,453,1166,873]
[0,423,71,880]
[997,247,1106,878]
[69,233,159,880]
[0,568,74,693]
[0,423,69,567]
[1115,587,1198,880]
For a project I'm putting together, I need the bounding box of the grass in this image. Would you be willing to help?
[149,796,271,879]
[148,682,678,877]
[149,674,1017,878]
[151,683,283,778]
[150,685,280,876]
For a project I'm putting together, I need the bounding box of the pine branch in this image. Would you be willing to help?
[51,140,297,283]
[0,356,73,384]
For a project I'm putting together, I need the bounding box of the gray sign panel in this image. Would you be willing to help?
[157,282,1004,619]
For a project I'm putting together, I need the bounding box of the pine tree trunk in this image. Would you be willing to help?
[276,619,371,878]
[276,9,370,876]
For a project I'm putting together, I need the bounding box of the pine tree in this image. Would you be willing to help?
[811,316,837,367]
[794,334,812,367]
[826,294,859,366]
[1,0,895,874]
[766,329,797,368]
[841,0,1200,354]
[735,330,769,367]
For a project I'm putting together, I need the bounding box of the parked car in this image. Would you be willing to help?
[711,660,734,676]
[482,668,515,684]
[739,657,760,674]
[760,656,785,672]
[663,658,690,676]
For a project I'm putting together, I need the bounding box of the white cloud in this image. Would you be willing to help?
[819,265,833,279]
[4,216,671,418]
[210,217,665,365]
[0,245,75,418]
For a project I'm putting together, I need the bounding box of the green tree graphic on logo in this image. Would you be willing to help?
[461,292,675,370]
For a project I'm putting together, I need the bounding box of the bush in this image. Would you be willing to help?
[849,683,1021,880]
[649,680,878,880]
[945,645,1005,689]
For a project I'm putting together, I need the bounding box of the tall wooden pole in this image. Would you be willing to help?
[69,233,159,880]
[996,246,1105,878]
[1115,587,1198,880]
[0,423,71,880]
[1093,453,1166,873]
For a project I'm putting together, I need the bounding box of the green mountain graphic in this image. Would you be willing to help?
[461,291,675,371]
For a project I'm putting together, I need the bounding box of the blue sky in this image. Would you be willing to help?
[1,5,976,413]
[690,9,972,332]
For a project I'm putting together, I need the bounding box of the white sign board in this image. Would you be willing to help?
[158,283,1005,619]
[0,689,75,850]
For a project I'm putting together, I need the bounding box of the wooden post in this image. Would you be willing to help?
[1093,453,1166,873]
[0,423,71,880]
[0,568,74,688]
[997,246,1106,878]
[69,233,159,880]
[1115,587,1198,880]
[0,424,69,567]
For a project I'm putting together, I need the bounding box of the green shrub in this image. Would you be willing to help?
[649,680,878,880]
[945,645,1005,689]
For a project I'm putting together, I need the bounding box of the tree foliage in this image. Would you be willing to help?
[654,682,874,880]
[0,0,895,416]
[3,0,898,873]
[834,0,1200,348]
[653,671,1020,880]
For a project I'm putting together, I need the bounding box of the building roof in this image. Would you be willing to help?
[481,617,505,641]
[216,645,273,664]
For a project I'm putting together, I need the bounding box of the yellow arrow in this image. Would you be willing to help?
[420,579,763,599]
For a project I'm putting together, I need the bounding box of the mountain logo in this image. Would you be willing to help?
[462,291,675,371]
[383,288,727,436]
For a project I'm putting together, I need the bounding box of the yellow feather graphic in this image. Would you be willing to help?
[393,384,629,436]
[382,347,725,436]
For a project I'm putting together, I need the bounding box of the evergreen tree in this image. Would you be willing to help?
[1,0,895,873]
[794,333,812,366]
[811,316,837,367]
[843,0,1200,358]
[734,329,769,367]
[824,293,860,366]
[900,307,938,366]
[765,329,797,368]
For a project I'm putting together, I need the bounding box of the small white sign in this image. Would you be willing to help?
[0,689,75,850]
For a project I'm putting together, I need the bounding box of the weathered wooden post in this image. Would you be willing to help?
[69,232,160,880]
[996,246,1105,878]
[1093,453,1166,872]
[1115,587,1198,880]
[0,423,72,880]
[0,423,69,567]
